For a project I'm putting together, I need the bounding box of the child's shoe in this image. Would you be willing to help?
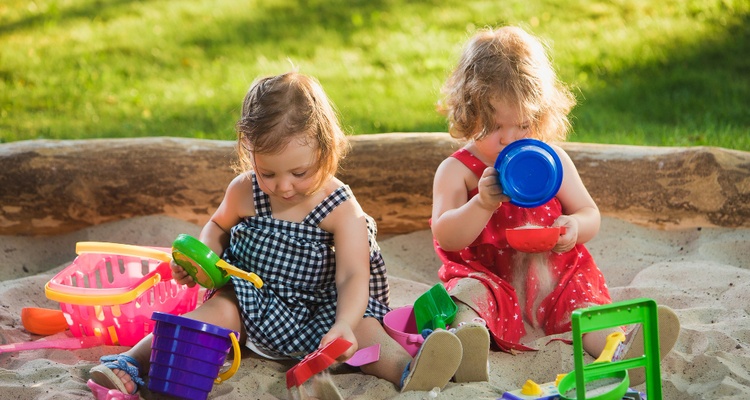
[453,319,490,382]
[617,305,681,386]
[400,329,462,392]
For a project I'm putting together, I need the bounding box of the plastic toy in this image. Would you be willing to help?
[506,226,567,253]
[501,298,662,400]
[383,305,425,357]
[87,379,139,400]
[148,311,241,400]
[172,233,263,290]
[500,374,567,399]
[414,283,457,332]
[21,307,68,335]
[286,337,353,389]
[344,344,381,367]
[502,386,645,400]
[0,335,104,354]
[45,242,200,346]
[559,298,662,400]
[495,138,563,208]
[502,332,625,400]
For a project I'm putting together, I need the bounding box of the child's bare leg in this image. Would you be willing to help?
[439,279,492,383]
[353,317,411,385]
[582,327,625,359]
[454,300,482,325]
[91,286,245,393]
[448,278,490,327]
[353,317,462,391]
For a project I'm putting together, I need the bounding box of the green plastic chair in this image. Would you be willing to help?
[566,298,663,400]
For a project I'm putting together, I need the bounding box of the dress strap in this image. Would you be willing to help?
[303,185,353,226]
[251,172,273,217]
[451,148,487,179]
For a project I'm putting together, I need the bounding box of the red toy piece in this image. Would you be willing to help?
[506,226,566,253]
[286,338,353,389]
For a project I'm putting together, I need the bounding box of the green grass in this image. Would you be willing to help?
[1,0,748,150]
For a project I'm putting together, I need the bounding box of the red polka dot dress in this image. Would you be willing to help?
[434,149,612,352]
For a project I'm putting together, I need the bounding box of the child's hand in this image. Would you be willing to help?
[320,321,358,361]
[552,215,578,253]
[477,167,510,210]
[169,260,197,287]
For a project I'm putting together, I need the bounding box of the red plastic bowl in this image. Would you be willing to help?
[506,226,566,253]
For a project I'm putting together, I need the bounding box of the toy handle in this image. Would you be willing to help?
[216,259,264,288]
[214,331,241,383]
[76,242,172,263]
[406,334,425,345]
[0,336,103,354]
[433,316,447,330]
[594,331,626,363]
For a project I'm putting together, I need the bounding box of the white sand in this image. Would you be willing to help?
[1,215,749,399]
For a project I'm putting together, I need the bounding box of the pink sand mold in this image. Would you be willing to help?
[383,305,425,357]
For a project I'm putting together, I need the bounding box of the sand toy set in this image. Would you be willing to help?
[501,298,663,400]
[8,235,261,399]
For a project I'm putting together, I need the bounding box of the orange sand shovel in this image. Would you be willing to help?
[21,307,68,335]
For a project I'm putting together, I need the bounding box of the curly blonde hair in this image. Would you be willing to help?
[234,72,349,193]
[439,26,575,142]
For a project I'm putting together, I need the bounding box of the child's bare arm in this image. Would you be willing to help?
[432,158,510,251]
[171,173,254,286]
[201,174,254,253]
[551,145,600,251]
[320,198,371,359]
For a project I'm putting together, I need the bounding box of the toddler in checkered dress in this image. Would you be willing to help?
[89,71,464,396]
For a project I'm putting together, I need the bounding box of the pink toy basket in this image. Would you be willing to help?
[45,242,200,346]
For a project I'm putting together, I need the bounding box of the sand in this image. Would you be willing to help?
[1,214,749,399]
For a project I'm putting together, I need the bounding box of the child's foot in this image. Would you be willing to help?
[400,329,462,392]
[89,354,144,395]
[620,305,681,386]
[453,320,490,382]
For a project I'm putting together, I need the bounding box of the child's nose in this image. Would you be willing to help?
[499,131,518,145]
[276,177,293,192]
[500,129,526,145]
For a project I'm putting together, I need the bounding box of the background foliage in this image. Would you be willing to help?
[1,0,748,150]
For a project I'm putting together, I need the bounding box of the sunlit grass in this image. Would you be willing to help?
[1,0,748,150]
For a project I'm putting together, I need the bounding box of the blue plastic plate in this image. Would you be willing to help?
[494,139,563,208]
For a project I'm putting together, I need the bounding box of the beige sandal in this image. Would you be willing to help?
[622,305,681,386]
[401,329,462,392]
[453,320,490,382]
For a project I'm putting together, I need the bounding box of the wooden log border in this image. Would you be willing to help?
[2,133,749,236]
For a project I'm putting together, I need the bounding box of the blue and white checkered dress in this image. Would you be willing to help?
[223,172,390,359]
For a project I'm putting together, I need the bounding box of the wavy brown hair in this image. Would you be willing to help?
[234,72,349,193]
[439,26,575,142]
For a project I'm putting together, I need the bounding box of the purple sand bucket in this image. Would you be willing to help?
[148,312,241,400]
[383,305,424,357]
